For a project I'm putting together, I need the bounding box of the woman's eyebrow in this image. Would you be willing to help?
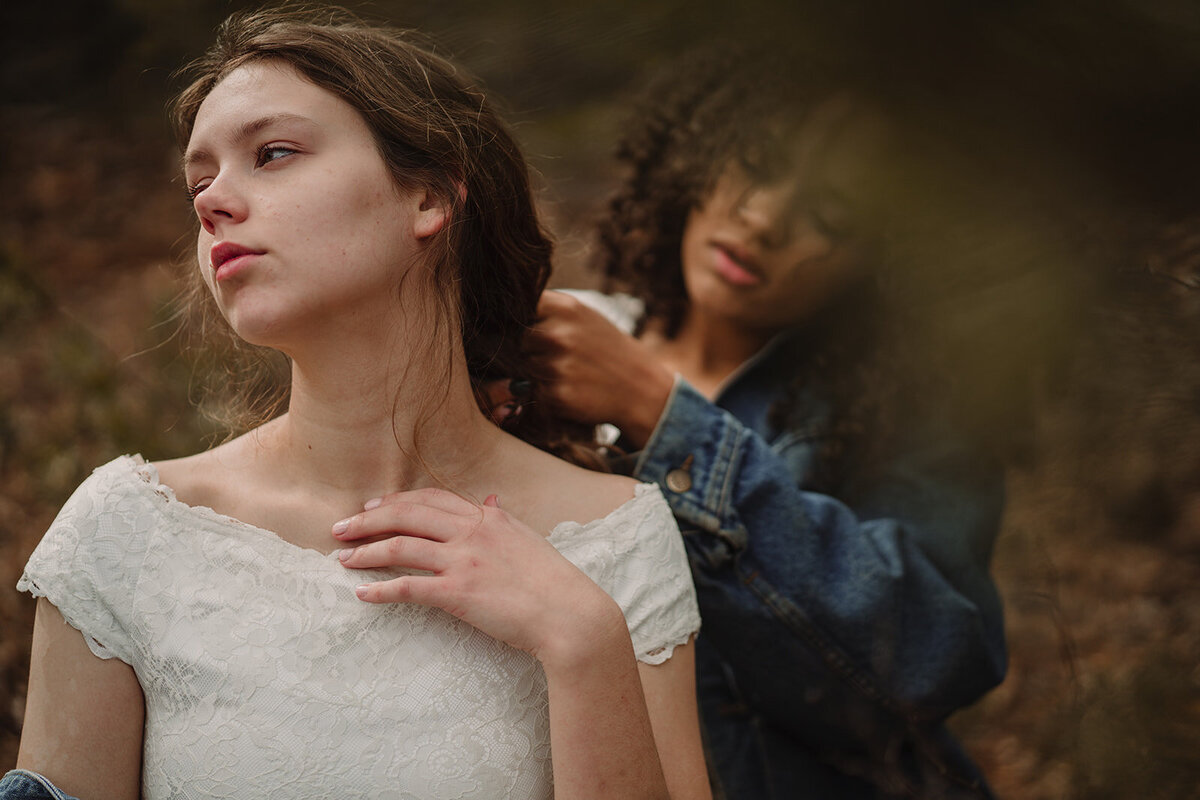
[183,112,315,170]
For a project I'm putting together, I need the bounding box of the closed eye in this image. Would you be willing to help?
[807,209,837,238]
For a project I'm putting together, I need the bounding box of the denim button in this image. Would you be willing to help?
[665,454,694,492]
[665,469,692,492]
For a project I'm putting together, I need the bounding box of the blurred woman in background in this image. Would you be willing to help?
[521,45,1026,798]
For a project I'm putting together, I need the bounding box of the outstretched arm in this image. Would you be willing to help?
[17,598,144,800]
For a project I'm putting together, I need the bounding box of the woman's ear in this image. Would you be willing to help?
[413,191,449,240]
[412,182,466,240]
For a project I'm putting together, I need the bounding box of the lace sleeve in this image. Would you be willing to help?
[16,456,151,664]
[553,484,700,665]
[617,486,701,664]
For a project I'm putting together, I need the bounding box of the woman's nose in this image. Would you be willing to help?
[736,184,831,255]
[193,173,249,235]
[736,186,791,249]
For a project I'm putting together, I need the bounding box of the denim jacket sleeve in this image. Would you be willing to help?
[0,771,81,800]
[633,378,1007,744]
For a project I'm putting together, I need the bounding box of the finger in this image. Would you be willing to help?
[486,382,530,427]
[536,290,609,329]
[488,401,518,425]
[363,486,476,514]
[333,499,466,543]
[536,288,573,316]
[335,531,414,548]
[483,494,501,508]
[508,379,532,399]
[479,378,516,411]
[338,535,446,572]
[355,574,455,610]
[523,323,567,355]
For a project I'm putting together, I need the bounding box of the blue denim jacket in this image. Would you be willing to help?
[0,771,80,800]
[628,335,1007,799]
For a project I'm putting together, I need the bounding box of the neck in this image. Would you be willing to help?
[646,307,775,396]
[255,309,504,502]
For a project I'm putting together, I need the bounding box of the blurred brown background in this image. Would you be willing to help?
[3,1,1200,797]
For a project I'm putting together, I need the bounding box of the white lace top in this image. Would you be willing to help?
[17,455,701,799]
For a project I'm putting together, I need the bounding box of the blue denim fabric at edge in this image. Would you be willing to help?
[0,771,80,800]
[629,334,1007,799]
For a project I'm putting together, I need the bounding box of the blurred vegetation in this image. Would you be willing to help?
[3,1,1200,797]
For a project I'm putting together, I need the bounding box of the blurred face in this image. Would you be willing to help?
[183,60,446,350]
[680,97,888,334]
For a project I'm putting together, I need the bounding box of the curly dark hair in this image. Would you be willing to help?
[596,45,905,488]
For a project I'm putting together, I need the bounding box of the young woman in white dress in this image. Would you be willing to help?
[11,8,707,799]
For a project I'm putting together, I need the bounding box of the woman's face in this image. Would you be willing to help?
[184,60,445,350]
[680,97,888,335]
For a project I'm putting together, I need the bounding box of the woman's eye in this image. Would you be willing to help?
[185,180,210,204]
[807,208,851,241]
[737,154,772,184]
[183,145,296,204]
[808,210,834,236]
[256,144,296,167]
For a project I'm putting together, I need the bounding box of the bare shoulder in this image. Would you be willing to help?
[556,462,643,523]
[151,433,261,509]
[502,443,644,533]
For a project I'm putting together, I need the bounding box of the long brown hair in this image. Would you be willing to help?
[171,5,601,466]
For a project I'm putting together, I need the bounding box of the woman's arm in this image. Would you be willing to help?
[636,639,710,800]
[535,606,703,800]
[545,633,709,800]
[335,490,709,799]
[17,598,144,800]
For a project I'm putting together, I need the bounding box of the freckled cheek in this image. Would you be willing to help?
[289,184,361,236]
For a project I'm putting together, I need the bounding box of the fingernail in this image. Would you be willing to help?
[354,584,370,600]
[363,497,382,510]
[337,548,354,563]
[332,518,351,535]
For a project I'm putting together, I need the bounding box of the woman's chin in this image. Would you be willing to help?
[688,274,757,318]
[222,313,287,350]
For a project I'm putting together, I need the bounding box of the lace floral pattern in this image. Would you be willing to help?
[17,456,700,799]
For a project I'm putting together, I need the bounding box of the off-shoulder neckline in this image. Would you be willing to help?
[107,454,662,559]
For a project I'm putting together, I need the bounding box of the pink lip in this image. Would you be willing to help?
[711,242,764,287]
[210,242,264,281]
